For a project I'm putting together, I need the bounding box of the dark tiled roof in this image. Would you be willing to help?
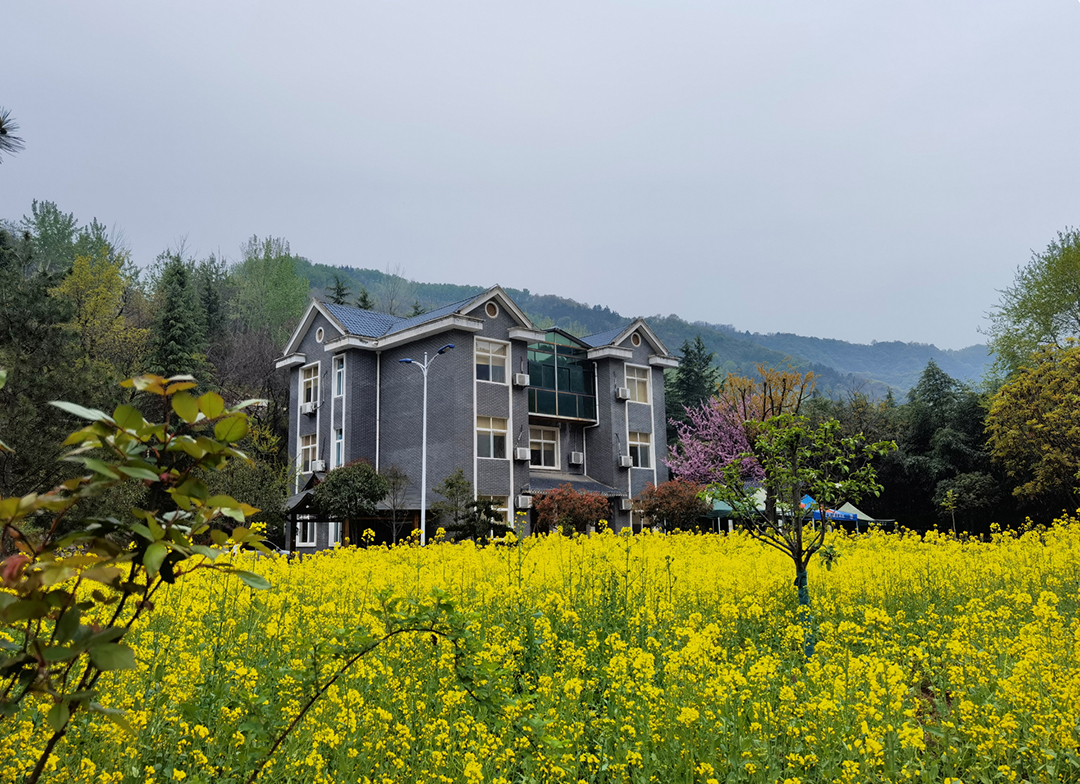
[323,303,401,337]
[580,325,629,348]
[381,296,477,335]
[322,295,479,339]
[525,471,623,497]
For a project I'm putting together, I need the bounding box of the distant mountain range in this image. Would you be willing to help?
[298,260,990,397]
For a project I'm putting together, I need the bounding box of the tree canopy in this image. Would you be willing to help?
[313,460,390,543]
[986,342,1080,509]
[985,227,1080,379]
[533,484,610,535]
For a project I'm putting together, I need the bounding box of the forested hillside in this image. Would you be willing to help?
[307,262,989,397]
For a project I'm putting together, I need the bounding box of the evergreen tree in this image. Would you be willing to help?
[355,286,375,310]
[444,498,511,545]
[0,229,111,496]
[18,200,78,275]
[149,252,208,379]
[666,335,721,445]
[0,107,25,163]
[327,274,352,305]
[408,299,426,317]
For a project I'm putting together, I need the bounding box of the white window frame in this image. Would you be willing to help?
[475,339,508,384]
[296,514,316,547]
[300,433,318,473]
[477,495,509,523]
[333,355,345,398]
[625,365,650,404]
[329,521,342,546]
[301,363,320,405]
[529,426,559,470]
[333,427,344,469]
[476,416,508,459]
[628,431,651,468]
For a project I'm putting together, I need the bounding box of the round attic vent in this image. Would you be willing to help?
[631,332,641,347]
[316,327,324,343]
[485,301,499,318]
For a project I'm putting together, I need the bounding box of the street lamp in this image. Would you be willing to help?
[399,343,454,546]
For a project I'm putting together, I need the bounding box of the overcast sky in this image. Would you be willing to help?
[4,1,1079,349]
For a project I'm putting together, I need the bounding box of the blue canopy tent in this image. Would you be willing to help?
[800,495,859,523]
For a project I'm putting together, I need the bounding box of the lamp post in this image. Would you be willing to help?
[399,343,454,546]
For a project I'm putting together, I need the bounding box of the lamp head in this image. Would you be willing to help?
[437,343,455,354]
[399,358,414,364]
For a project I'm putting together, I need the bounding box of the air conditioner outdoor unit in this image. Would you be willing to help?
[619,499,634,512]
[300,402,316,415]
[618,455,634,468]
[513,372,531,387]
[516,495,532,509]
[615,387,631,401]
[514,447,531,461]
[569,451,584,465]
[309,459,325,472]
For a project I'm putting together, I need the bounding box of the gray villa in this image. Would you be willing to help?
[276,286,678,551]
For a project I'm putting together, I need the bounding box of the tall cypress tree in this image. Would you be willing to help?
[666,335,721,445]
[149,253,208,379]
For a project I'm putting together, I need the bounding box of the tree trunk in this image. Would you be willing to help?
[794,561,815,657]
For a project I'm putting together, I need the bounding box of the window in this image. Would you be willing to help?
[315,327,324,343]
[329,521,342,546]
[628,431,651,468]
[300,433,317,472]
[626,366,649,404]
[526,332,597,421]
[296,514,316,547]
[476,416,507,459]
[485,301,499,318]
[477,495,509,523]
[529,426,559,469]
[475,340,507,383]
[631,332,642,347]
[302,364,319,405]
[333,355,345,397]
[333,428,343,468]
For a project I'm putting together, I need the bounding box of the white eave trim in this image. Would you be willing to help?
[649,355,680,369]
[377,314,484,348]
[324,314,484,352]
[275,353,307,369]
[587,346,634,360]
[324,335,377,351]
[508,327,548,342]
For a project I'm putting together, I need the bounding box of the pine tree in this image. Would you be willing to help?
[355,286,375,310]
[327,274,352,305]
[666,335,721,444]
[149,252,209,379]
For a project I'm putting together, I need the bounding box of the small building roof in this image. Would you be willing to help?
[524,471,623,497]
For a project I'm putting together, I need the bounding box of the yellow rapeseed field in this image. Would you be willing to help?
[3,518,1080,784]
